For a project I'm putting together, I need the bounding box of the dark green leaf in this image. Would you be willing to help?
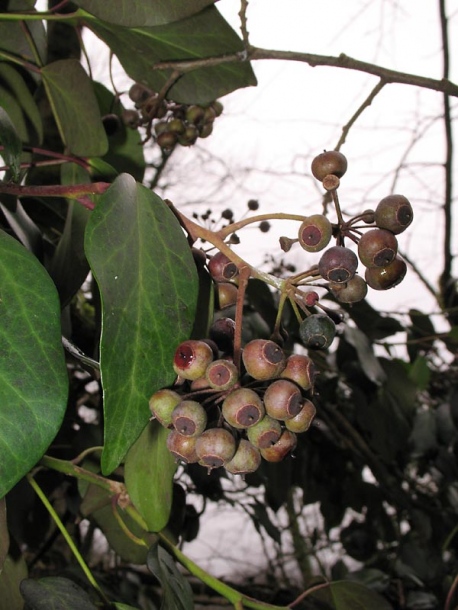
[345,299,404,341]
[147,542,194,610]
[86,7,257,105]
[0,106,22,181]
[114,604,142,610]
[0,62,43,144]
[407,309,436,361]
[0,19,46,71]
[84,174,198,473]
[408,356,430,391]
[0,230,68,498]
[343,326,386,385]
[0,498,7,572]
[75,0,215,27]
[251,499,281,543]
[92,82,146,182]
[48,163,91,307]
[20,576,98,610]
[41,59,108,156]
[190,264,214,340]
[312,580,392,610]
[409,409,437,458]
[125,422,177,532]
[0,196,43,257]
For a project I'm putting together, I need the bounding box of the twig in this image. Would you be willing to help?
[239,0,250,49]
[153,46,458,98]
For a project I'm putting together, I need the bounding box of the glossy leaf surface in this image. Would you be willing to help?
[87,7,257,104]
[125,421,177,532]
[85,174,198,473]
[0,231,68,498]
[41,59,108,156]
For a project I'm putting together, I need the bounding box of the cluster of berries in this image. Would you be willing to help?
[122,82,222,150]
[149,336,317,475]
[282,151,414,304]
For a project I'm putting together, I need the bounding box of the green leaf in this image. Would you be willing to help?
[343,326,386,385]
[86,6,257,105]
[0,19,46,71]
[312,580,393,610]
[125,422,177,532]
[92,82,146,182]
[0,230,68,498]
[84,174,198,473]
[0,106,22,181]
[147,542,194,610]
[41,59,108,156]
[48,163,91,307]
[0,63,43,144]
[20,576,98,610]
[75,0,215,27]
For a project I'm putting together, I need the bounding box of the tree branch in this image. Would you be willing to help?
[153,47,458,98]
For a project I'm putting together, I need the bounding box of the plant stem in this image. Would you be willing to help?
[26,473,111,606]
[40,455,125,495]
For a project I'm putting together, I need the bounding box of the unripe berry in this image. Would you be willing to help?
[247,415,282,449]
[298,214,333,252]
[205,359,239,391]
[178,124,199,146]
[280,354,317,391]
[299,314,336,350]
[311,150,348,182]
[263,379,303,420]
[195,428,236,471]
[329,275,368,304]
[375,194,413,234]
[365,257,407,290]
[156,130,177,151]
[167,430,199,464]
[211,100,224,117]
[318,246,358,283]
[186,105,205,125]
[222,388,265,429]
[171,400,207,437]
[208,251,238,283]
[285,399,316,433]
[168,118,186,135]
[260,429,297,462]
[242,339,286,381]
[149,388,181,427]
[358,229,398,268]
[128,83,152,105]
[173,340,214,380]
[224,439,261,475]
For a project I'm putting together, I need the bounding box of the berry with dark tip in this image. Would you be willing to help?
[242,339,286,380]
[149,388,181,427]
[216,282,238,309]
[263,379,303,420]
[358,229,398,268]
[375,194,413,234]
[329,275,368,303]
[167,430,199,464]
[206,359,239,391]
[195,428,236,471]
[171,400,207,437]
[208,252,239,283]
[280,354,317,391]
[246,415,282,449]
[222,388,265,429]
[284,399,316,433]
[299,314,336,350]
[318,246,358,283]
[260,429,297,462]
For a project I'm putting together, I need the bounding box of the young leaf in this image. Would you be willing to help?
[0,230,68,498]
[0,106,22,181]
[125,422,177,533]
[147,542,194,610]
[74,0,216,27]
[84,174,198,474]
[86,7,257,105]
[41,59,108,157]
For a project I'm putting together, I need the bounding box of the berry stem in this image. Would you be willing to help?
[216,212,309,238]
[233,265,251,372]
[330,190,345,236]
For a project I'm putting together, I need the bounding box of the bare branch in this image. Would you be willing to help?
[153,47,458,98]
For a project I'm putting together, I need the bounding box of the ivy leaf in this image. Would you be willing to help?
[125,422,177,532]
[0,230,68,498]
[20,577,98,610]
[74,0,216,27]
[86,6,257,105]
[147,542,194,610]
[84,174,198,474]
[343,326,386,385]
[312,580,393,610]
[41,59,108,157]
[0,106,22,181]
